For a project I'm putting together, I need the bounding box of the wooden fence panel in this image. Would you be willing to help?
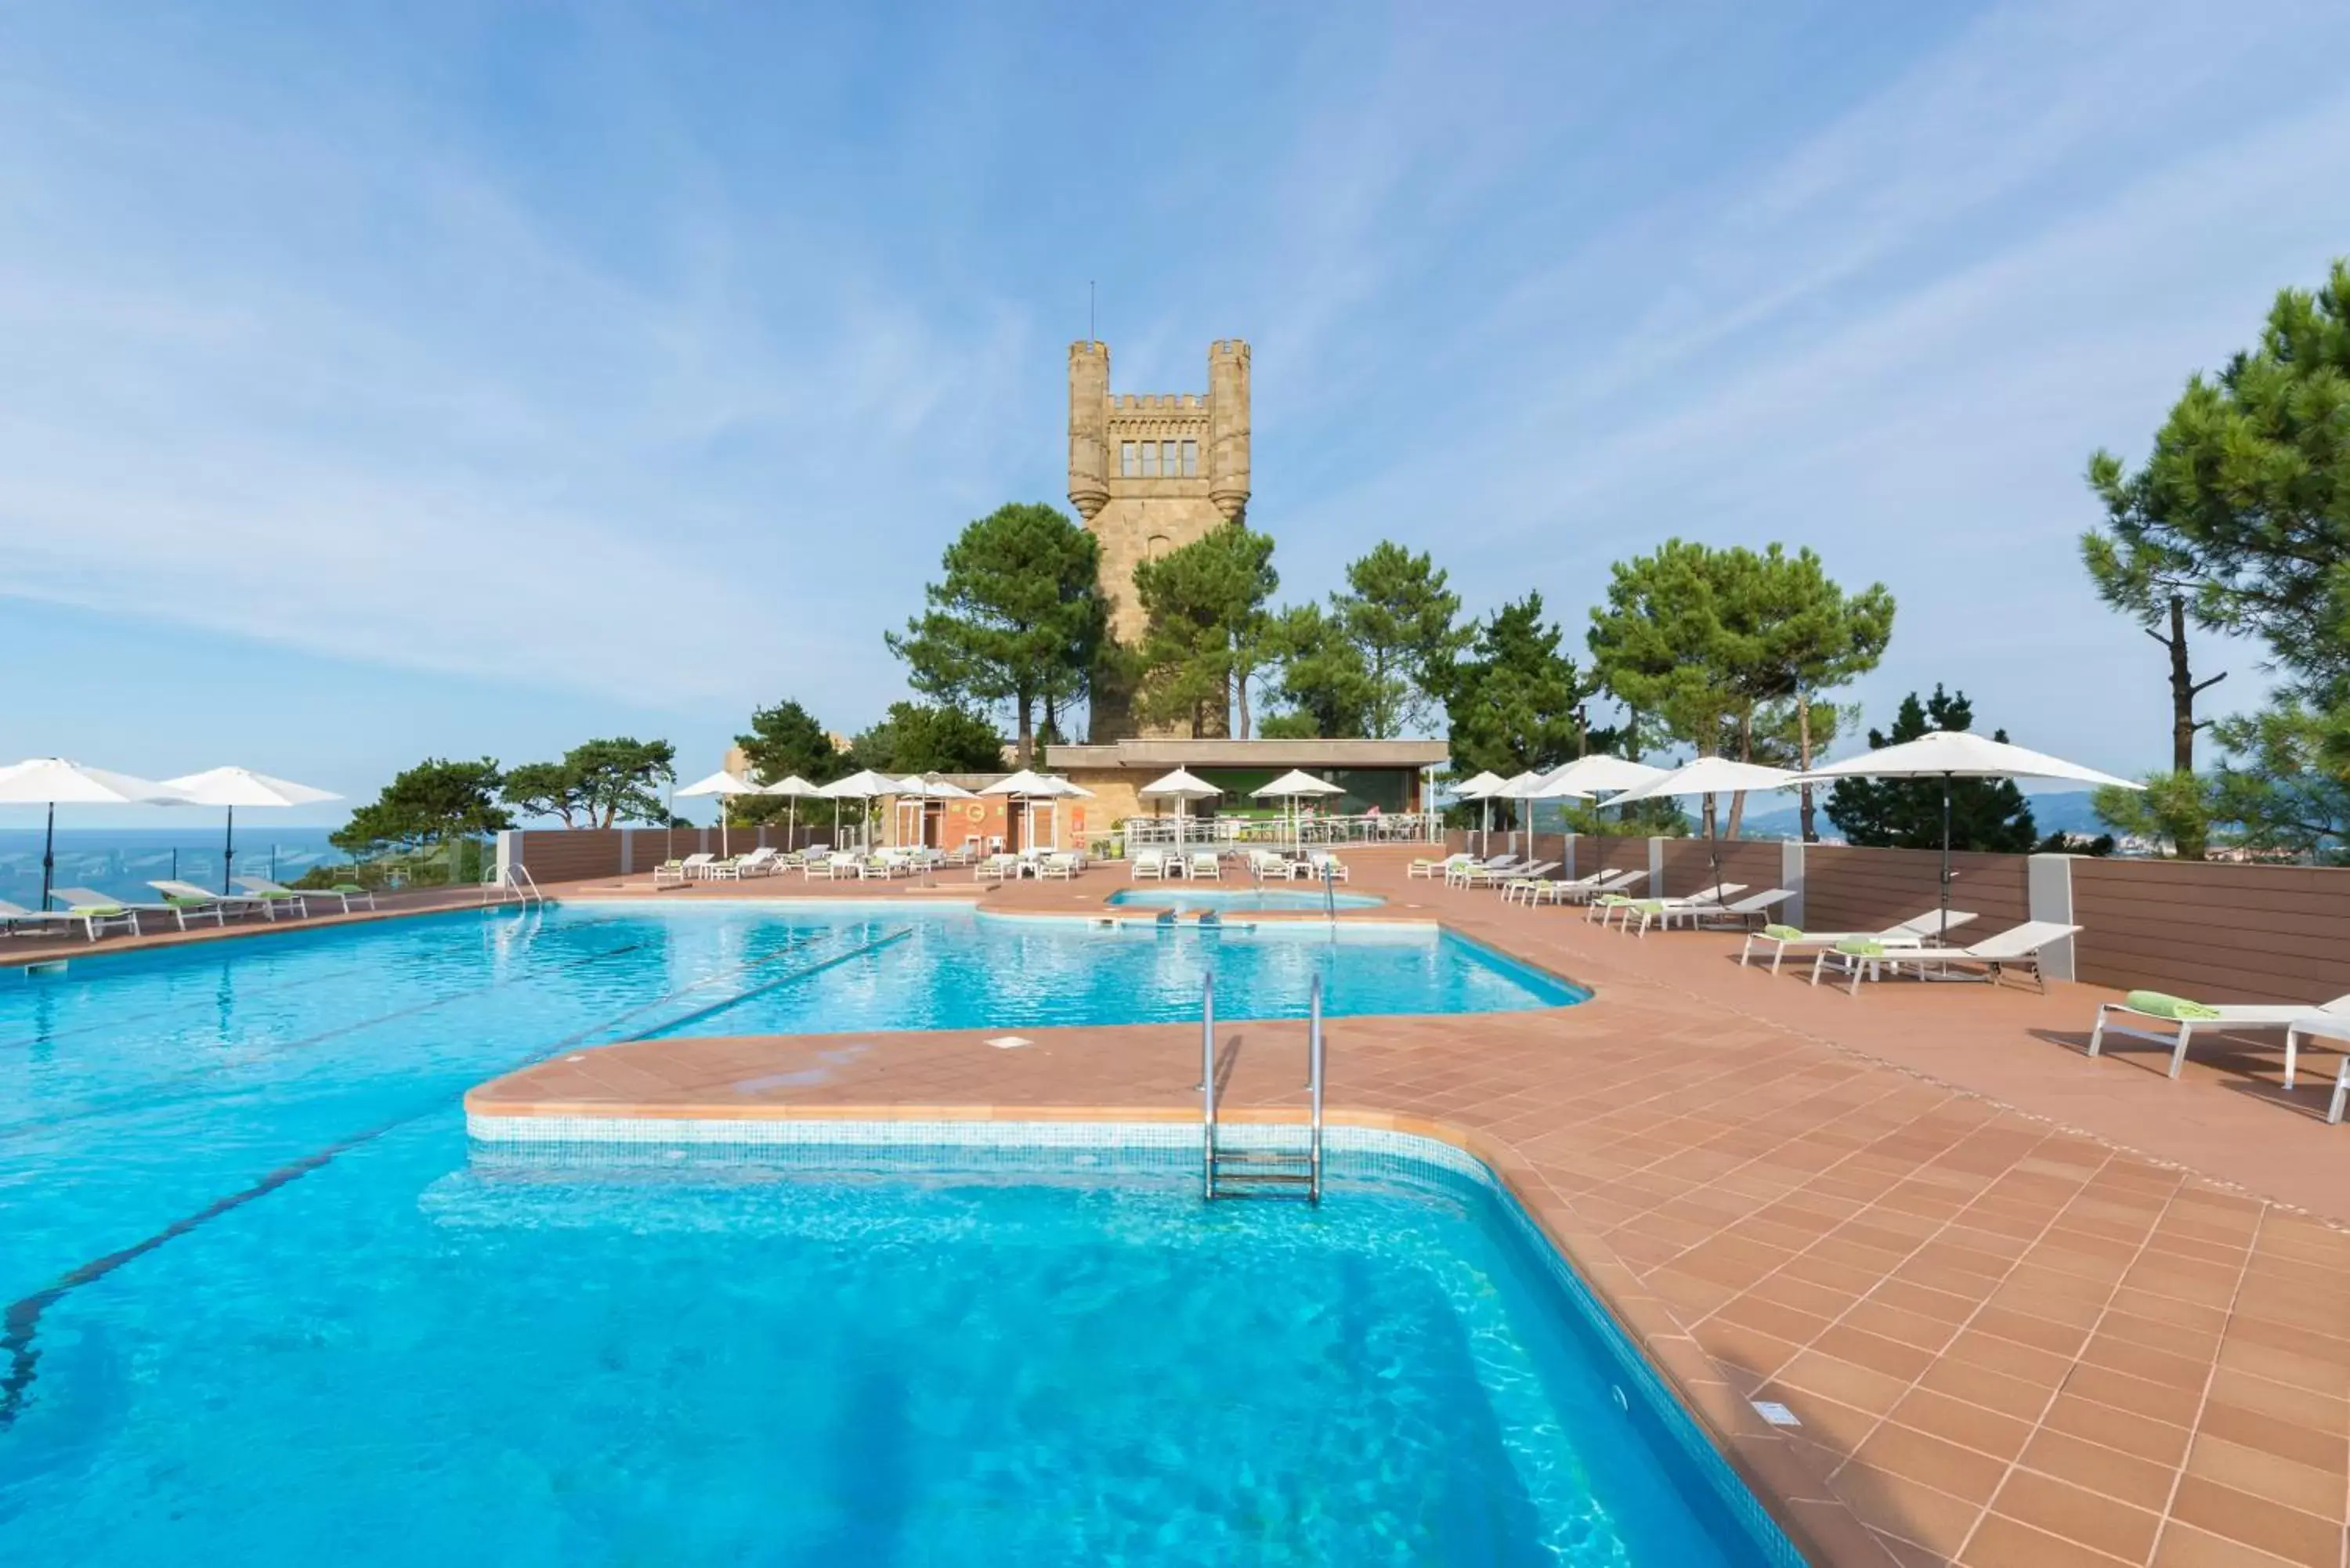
[2072,858,2350,1003]
[1803,845,2027,937]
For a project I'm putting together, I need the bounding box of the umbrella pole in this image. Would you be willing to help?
[40,800,55,912]
[1940,774,1953,942]
[1709,794,1725,902]
[222,804,237,894]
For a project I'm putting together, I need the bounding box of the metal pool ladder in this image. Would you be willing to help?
[1201,974,1325,1202]
[484,863,543,905]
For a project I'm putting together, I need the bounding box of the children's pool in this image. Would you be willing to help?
[1105,886,1387,913]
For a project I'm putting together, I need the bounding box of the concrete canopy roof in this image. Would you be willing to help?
[1044,738,1445,771]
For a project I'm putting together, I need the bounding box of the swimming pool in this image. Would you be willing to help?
[0,903,1802,1564]
[1106,886,1388,912]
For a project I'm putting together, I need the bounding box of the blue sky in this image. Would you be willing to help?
[5,0,2348,827]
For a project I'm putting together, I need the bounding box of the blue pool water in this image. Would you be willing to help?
[1107,886,1388,912]
[0,902,1792,1564]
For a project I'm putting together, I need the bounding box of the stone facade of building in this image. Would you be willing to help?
[1067,338,1250,740]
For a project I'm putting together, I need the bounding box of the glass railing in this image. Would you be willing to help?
[0,834,490,910]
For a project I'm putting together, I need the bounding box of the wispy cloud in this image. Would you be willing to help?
[0,0,2341,778]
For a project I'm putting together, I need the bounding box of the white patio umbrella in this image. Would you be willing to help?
[1139,767,1222,855]
[1451,770,1506,856]
[1610,757,1799,901]
[818,769,902,851]
[0,758,191,910]
[1536,754,1665,841]
[982,768,1075,852]
[1795,730,2142,938]
[756,774,823,851]
[674,770,762,858]
[1252,768,1343,853]
[892,774,979,847]
[1493,770,1546,855]
[1538,755,1668,798]
[161,766,342,894]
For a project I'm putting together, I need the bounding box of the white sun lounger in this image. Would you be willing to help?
[1815,920,2082,995]
[61,883,226,932]
[1738,911,1979,974]
[1408,852,1474,880]
[238,875,377,913]
[1570,869,1651,914]
[1445,853,1519,887]
[0,896,139,941]
[152,878,295,919]
[1597,884,1747,932]
[2091,989,2350,1084]
[1131,850,1166,880]
[1640,887,1796,935]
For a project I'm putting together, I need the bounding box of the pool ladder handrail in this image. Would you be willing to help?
[485,862,544,906]
[1201,973,1324,1202]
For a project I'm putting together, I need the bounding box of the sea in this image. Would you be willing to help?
[0,827,351,910]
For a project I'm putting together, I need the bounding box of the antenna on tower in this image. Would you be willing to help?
[1089,280,1095,343]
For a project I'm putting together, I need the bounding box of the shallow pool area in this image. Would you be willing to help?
[0,901,1817,1566]
[1106,885,1388,913]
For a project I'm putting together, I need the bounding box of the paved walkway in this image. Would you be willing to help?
[458,851,2344,1566]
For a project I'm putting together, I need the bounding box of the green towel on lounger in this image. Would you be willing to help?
[1762,923,1803,941]
[1596,894,1629,906]
[68,903,125,916]
[1835,938,1884,957]
[165,894,211,907]
[1631,900,1664,914]
[253,888,298,900]
[2124,990,2220,1021]
[331,883,367,895]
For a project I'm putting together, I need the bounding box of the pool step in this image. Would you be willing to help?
[1208,1148,1318,1195]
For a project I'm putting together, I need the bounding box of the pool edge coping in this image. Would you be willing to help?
[461,1097,1875,1567]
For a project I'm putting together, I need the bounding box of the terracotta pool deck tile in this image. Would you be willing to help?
[2149,1522,2315,1567]
[2016,1426,2182,1515]
[1987,1465,2166,1563]
[2184,1433,2347,1523]
[1958,1512,2139,1568]
[2166,1475,2344,1566]
[465,851,2350,1568]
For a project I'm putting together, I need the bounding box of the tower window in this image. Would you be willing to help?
[1141,442,1159,478]
[1120,441,1137,477]
[1180,439,1198,477]
[1161,440,1179,477]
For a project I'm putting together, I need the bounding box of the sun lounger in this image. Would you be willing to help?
[2090,988,2350,1083]
[1039,852,1080,880]
[151,878,295,919]
[652,858,690,888]
[1444,853,1519,888]
[1598,884,1746,932]
[237,875,376,913]
[1738,911,1978,974]
[1509,868,1619,906]
[1641,888,1796,935]
[1409,852,1473,880]
[1568,869,1651,913]
[1131,850,1166,880]
[63,883,228,931]
[1190,852,1221,880]
[1462,858,1552,891]
[974,853,1018,883]
[1815,920,2081,995]
[0,895,139,941]
[1306,852,1348,882]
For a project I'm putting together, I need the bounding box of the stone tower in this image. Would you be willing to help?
[1068,338,1251,739]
